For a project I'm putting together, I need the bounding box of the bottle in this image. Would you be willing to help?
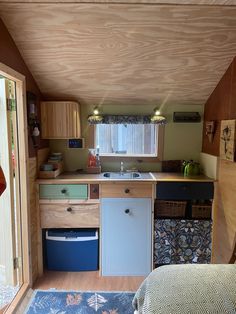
[184,160,194,176]
[88,149,96,167]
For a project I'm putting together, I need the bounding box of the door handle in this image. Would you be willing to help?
[124,209,130,214]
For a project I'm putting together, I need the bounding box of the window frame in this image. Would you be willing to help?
[92,124,164,162]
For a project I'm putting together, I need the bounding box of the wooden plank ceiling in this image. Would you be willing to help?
[1,3,236,107]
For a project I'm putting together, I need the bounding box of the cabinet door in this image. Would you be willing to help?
[156,182,214,200]
[101,198,152,276]
[41,101,81,139]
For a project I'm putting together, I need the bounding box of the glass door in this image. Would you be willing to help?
[0,77,23,310]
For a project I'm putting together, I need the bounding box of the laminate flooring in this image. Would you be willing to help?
[33,270,144,292]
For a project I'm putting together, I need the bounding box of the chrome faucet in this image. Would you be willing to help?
[120,161,124,175]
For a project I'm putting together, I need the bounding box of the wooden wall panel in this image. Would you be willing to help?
[212,160,236,263]
[202,58,236,156]
[0,18,48,157]
[203,57,236,263]
[229,59,236,118]
[28,158,38,283]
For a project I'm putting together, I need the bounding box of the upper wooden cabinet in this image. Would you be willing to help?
[40,101,81,139]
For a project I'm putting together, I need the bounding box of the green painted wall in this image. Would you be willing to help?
[49,104,203,172]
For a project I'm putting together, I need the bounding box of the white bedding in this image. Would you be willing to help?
[133,264,236,313]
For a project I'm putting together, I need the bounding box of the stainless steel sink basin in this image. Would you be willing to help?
[102,172,141,179]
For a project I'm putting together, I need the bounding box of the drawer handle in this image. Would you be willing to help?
[124,188,130,194]
[61,188,67,194]
[66,207,73,213]
[124,209,130,214]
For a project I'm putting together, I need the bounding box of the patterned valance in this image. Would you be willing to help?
[88,114,167,125]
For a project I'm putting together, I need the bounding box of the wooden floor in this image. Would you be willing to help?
[33,270,144,292]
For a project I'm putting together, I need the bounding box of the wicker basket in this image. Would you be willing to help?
[154,200,186,218]
[192,204,212,219]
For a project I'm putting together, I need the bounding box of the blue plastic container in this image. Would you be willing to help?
[45,229,98,271]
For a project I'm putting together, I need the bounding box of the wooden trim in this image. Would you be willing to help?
[0,63,31,309]
[151,183,155,270]
[39,199,100,204]
[0,63,25,82]
[16,75,31,285]
[4,283,29,314]
[36,183,43,277]
[1,1,236,6]
[229,233,236,264]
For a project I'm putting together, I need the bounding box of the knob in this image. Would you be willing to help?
[124,188,130,194]
[61,188,67,194]
[125,209,130,214]
[93,188,98,193]
[66,207,72,212]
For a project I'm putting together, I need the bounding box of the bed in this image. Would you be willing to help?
[132,264,236,313]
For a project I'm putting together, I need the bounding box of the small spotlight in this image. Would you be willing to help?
[154,108,160,116]
[93,106,99,115]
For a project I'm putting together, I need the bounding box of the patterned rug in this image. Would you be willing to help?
[25,290,135,314]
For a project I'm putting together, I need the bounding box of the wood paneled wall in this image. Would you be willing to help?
[212,160,236,263]
[0,17,48,157]
[202,57,236,263]
[202,57,236,156]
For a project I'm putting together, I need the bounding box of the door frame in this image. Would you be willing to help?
[0,62,31,312]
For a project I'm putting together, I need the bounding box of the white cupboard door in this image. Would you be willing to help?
[101,198,152,276]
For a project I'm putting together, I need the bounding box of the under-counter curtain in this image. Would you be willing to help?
[154,219,212,266]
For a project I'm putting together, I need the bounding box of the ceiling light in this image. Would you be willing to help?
[151,106,167,124]
[93,106,99,115]
[154,107,161,116]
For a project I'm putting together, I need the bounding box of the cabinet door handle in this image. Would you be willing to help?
[66,207,73,213]
[124,188,130,194]
[124,209,130,214]
[61,188,67,194]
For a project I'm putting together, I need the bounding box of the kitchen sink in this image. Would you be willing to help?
[102,172,141,179]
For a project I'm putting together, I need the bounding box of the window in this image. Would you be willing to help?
[95,124,158,157]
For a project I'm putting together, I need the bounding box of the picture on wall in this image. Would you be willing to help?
[220,119,236,162]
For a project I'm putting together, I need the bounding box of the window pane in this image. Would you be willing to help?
[96,124,157,156]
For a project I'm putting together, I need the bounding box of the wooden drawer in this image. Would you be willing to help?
[100,182,152,198]
[40,203,99,228]
[39,184,88,199]
[156,182,214,200]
